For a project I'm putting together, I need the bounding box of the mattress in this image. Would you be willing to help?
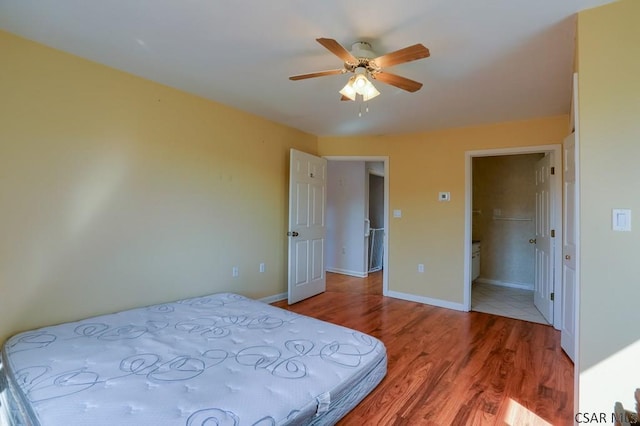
[0,293,386,426]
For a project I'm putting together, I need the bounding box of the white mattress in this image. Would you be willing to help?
[1,293,386,425]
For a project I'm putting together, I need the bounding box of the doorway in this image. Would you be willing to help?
[471,153,548,324]
[324,157,389,296]
[367,164,384,273]
[464,145,563,330]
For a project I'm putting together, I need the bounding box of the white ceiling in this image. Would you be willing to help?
[0,0,614,136]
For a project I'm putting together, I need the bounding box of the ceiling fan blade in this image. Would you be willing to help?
[373,72,423,92]
[340,95,353,101]
[373,44,430,68]
[289,69,344,81]
[316,38,358,64]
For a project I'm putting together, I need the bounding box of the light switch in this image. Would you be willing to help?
[393,209,402,218]
[612,209,631,231]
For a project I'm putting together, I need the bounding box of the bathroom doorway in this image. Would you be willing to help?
[471,153,547,323]
[464,145,563,329]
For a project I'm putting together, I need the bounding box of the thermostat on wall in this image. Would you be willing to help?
[438,192,451,202]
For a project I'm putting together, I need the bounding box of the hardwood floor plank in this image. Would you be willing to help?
[272,272,574,425]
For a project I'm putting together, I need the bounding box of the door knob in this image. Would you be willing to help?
[565,254,571,260]
[287,231,299,237]
[529,238,536,244]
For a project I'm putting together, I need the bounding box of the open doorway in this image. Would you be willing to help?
[324,157,389,296]
[464,145,563,330]
[471,153,548,324]
[367,163,384,274]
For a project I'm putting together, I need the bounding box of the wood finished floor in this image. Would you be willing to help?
[272,272,574,425]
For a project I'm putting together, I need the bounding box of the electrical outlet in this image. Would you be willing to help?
[232,266,239,277]
[259,263,266,273]
[418,263,425,273]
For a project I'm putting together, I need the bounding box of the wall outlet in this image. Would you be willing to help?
[418,263,425,273]
[232,266,239,277]
[259,263,266,273]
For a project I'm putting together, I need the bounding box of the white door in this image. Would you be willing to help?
[561,133,577,361]
[288,149,327,304]
[534,154,554,323]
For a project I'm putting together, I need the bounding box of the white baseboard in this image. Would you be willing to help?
[259,292,287,304]
[475,278,533,291]
[326,268,368,278]
[262,289,468,314]
[386,290,467,312]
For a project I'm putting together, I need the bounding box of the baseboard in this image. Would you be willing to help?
[326,268,368,278]
[259,292,287,304]
[386,290,467,312]
[475,278,533,291]
[262,289,467,313]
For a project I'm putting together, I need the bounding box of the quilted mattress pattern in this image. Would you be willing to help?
[1,293,386,425]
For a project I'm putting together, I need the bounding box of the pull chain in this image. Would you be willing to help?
[357,98,370,118]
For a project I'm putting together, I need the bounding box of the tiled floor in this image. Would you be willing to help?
[471,282,549,325]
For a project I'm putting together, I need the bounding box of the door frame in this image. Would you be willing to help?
[324,156,390,296]
[569,71,580,414]
[463,144,563,330]
[367,168,385,273]
[561,132,577,362]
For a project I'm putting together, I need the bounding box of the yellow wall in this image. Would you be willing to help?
[577,0,640,414]
[0,31,317,343]
[318,116,568,304]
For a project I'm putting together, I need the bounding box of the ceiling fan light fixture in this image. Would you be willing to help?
[339,77,357,101]
[353,67,368,90]
[362,80,380,101]
[353,74,368,91]
[339,67,380,102]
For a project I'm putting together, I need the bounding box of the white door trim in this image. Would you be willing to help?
[561,133,577,362]
[570,71,581,414]
[464,144,563,330]
[324,156,390,296]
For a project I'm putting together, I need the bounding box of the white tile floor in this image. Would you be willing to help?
[471,282,549,325]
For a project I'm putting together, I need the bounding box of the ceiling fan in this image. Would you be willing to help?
[289,38,430,101]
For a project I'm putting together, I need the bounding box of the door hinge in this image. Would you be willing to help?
[551,167,555,175]
[550,292,555,301]
[550,229,555,238]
